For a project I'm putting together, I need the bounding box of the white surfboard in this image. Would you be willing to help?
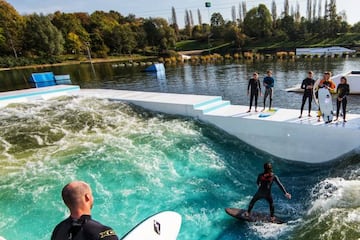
[313,79,334,123]
[318,88,334,123]
[121,211,182,240]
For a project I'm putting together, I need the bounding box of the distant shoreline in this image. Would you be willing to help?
[0,56,156,72]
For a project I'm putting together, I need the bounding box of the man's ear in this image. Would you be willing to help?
[84,193,91,202]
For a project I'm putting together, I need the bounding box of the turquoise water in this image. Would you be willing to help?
[0,96,359,239]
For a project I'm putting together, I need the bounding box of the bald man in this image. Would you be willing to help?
[51,181,119,240]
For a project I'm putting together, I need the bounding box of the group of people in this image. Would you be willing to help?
[247,70,351,122]
[51,72,349,232]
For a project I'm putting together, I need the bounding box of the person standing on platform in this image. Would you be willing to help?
[247,72,262,112]
[299,71,315,118]
[335,76,350,122]
[317,72,336,122]
[262,70,275,111]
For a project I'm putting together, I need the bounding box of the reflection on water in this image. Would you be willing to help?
[1,58,360,112]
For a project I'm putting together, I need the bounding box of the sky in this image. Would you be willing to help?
[6,0,360,27]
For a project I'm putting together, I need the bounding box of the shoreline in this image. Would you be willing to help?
[0,55,157,72]
[1,51,359,72]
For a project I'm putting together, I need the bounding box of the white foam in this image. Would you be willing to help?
[308,177,360,215]
[249,222,290,239]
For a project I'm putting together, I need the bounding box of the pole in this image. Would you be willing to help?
[86,44,96,78]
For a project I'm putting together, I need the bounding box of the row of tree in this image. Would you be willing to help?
[0,1,177,60]
[0,0,359,62]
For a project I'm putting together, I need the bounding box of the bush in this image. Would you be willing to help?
[159,50,179,58]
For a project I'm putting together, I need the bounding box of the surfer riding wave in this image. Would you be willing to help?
[245,162,291,222]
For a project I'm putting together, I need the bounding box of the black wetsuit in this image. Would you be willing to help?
[247,78,261,110]
[336,83,350,120]
[300,77,315,115]
[51,215,119,240]
[263,76,274,109]
[247,172,287,217]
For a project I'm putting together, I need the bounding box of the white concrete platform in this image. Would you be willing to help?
[74,89,360,163]
[1,87,359,163]
[0,85,80,107]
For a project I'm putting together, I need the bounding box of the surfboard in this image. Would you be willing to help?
[318,88,334,123]
[121,211,182,240]
[313,79,334,123]
[225,208,285,224]
[258,108,278,118]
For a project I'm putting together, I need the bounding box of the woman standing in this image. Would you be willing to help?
[335,76,350,122]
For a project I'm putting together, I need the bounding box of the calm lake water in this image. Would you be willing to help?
[1,58,360,112]
[0,59,359,240]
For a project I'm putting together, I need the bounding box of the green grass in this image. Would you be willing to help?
[175,40,233,52]
[175,40,210,51]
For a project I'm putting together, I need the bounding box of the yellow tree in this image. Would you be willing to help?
[0,0,24,57]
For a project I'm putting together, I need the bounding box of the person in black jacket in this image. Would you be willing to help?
[299,71,315,118]
[244,162,291,222]
[335,76,350,122]
[51,181,119,240]
[247,72,262,112]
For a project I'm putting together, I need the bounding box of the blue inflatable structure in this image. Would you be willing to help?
[145,63,165,72]
[28,72,72,88]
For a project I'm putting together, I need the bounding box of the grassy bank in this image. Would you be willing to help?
[177,33,360,53]
[2,33,360,71]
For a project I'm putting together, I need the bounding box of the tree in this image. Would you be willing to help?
[190,10,194,27]
[283,0,289,17]
[51,12,90,54]
[326,0,342,36]
[224,24,245,48]
[197,9,202,26]
[241,1,247,19]
[0,0,24,57]
[184,9,192,37]
[278,15,297,40]
[295,3,301,22]
[243,4,272,39]
[231,6,236,23]
[318,0,322,19]
[88,11,121,56]
[271,0,277,28]
[307,0,312,20]
[23,14,64,57]
[171,7,179,37]
[143,18,176,52]
[210,12,226,39]
[312,0,317,21]
[210,12,225,27]
[108,24,136,54]
[238,3,243,23]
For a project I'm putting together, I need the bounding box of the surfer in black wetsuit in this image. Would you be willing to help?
[299,71,315,118]
[51,181,119,240]
[335,76,350,122]
[245,163,291,221]
[247,72,262,112]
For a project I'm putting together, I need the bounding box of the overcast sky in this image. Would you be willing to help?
[7,0,360,26]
